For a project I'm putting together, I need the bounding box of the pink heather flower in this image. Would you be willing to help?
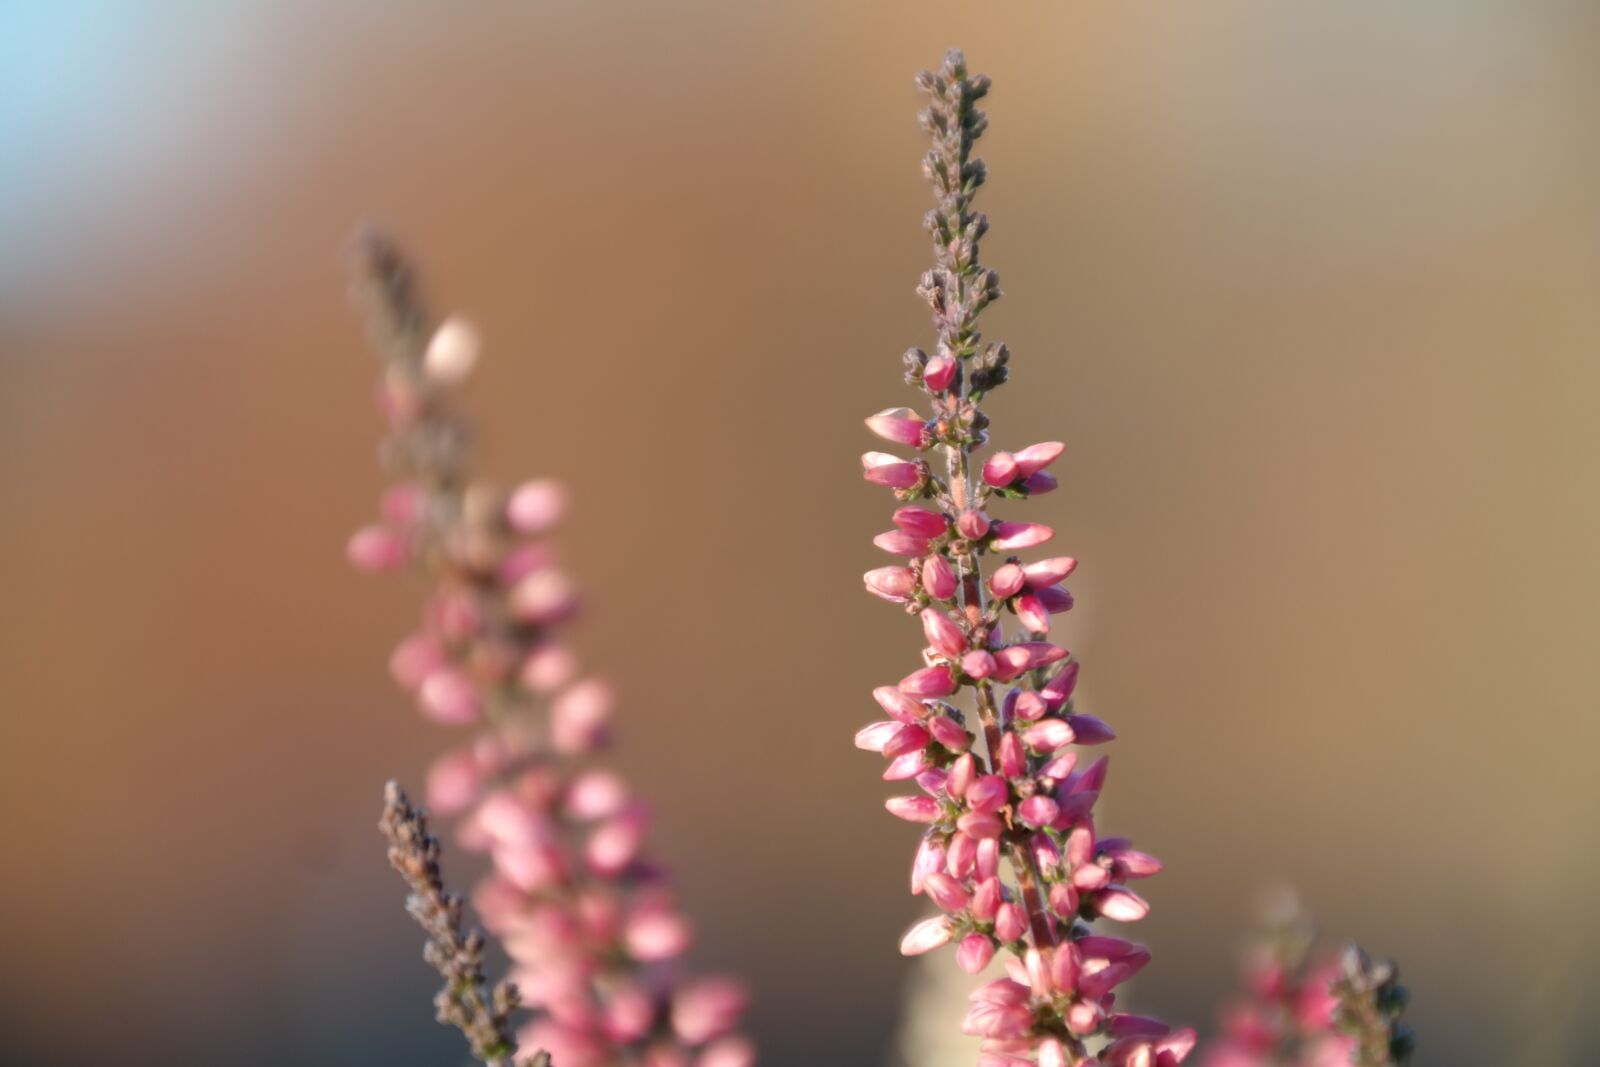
[350,235,750,1067]
[866,407,932,449]
[862,451,922,488]
[347,524,410,572]
[864,565,917,602]
[507,477,568,535]
[850,51,1190,1067]
[874,529,932,556]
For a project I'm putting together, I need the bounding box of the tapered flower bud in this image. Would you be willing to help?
[551,678,614,753]
[873,685,928,722]
[565,770,630,821]
[991,521,1054,551]
[1013,441,1065,478]
[956,810,1004,839]
[1041,660,1080,710]
[1048,882,1080,920]
[1013,690,1047,721]
[510,568,579,623]
[854,721,902,752]
[947,752,977,797]
[970,875,1002,921]
[506,478,567,534]
[1067,714,1116,745]
[874,530,932,556]
[922,609,968,659]
[965,774,1010,814]
[422,315,481,383]
[626,904,694,961]
[922,554,958,599]
[347,524,410,572]
[1023,470,1058,495]
[866,408,932,448]
[956,510,992,540]
[899,664,958,698]
[862,452,922,489]
[1039,586,1075,614]
[425,748,483,815]
[927,715,972,751]
[900,916,955,956]
[923,354,957,393]
[886,795,941,823]
[883,723,933,759]
[1024,556,1076,589]
[982,451,1019,486]
[988,562,1026,599]
[389,632,445,690]
[1093,886,1151,922]
[671,978,749,1046]
[924,871,972,913]
[1015,592,1050,633]
[957,933,997,974]
[1018,795,1059,829]
[961,649,996,679]
[911,834,946,894]
[894,506,949,538]
[992,641,1068,680]
[1023,718,1076,753]
[865,566,917,602]
[418,668,482,724]
[994,902,1028,943]
[997,732,1027,778]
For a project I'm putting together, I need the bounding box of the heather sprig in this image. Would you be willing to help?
[349,231,752,1067]
[856,51,1193,1067]
[1329,948,1413,1067]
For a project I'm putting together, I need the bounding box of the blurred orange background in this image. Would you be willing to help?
[3,3,1598,1065]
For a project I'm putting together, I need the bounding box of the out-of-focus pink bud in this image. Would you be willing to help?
[1065,824,1097,866]
[1068,714,1116,745]
[862,452,922,489]
[1049,882,1080,919]
[983,451,1019,486]
[965,774,1010,814]
[1014,441,1064,478]
[899,665,958,698]
[911,834,946,894]
[695,1036,756,1067]
[1066,1000,1103,1036]
[991,521,1055,551]
[565,770,630,820]
[915,765,949,796]
[923,871,971,913]
[927,715,971,751]
[886,795,940,823]
[510,569,579,624]
[873,685,928,722]
[947,832,978,878]
[506,478,568,535]
[426,748,483,815]
[380,483,427,527]
[347,524,410,572]
[946,752,977,797]
[1094,886,1151,922]
[602,981,655,1044]
[587,805,649,875]
[1015,593,1050,633]
[625,903,693,961]
[1025,556,1077,589]
[672,977,748,1046]
[520,642,577,694]
[1018,795,1059,828]
[1012,690,1047,722]
[923,355,957,393]
[419,668,482,724]
[864,566,917,602]
[866,408,931,449]
[874,530,932,556]
[988,562,1026,599]
[422,315,481,383]
[551,678,614,753]
[1023,718,1076,753]
[994,903,1027,943]
[390,633,445,690]
[957,933,997,974]
[969,876,1002,922]
[899,915,954,956]
[894,506,949,538]
[957,510,992,540]
[1039,1038,1069,1067]
[1072,863,1111,892]
[1031,831,1063,875]
[496,542,555,585]
[921,610,968,659]
[921,554,957,600]
[956,810,1003,839]
[998,732,1026,778]
[961,650,996,679]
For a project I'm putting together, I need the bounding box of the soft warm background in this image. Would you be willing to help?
[3,3,1597,1065]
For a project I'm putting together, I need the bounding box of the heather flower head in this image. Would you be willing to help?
[349,231,751,1067]
[856,51,1193,1066]
[1329,948,1414,1067]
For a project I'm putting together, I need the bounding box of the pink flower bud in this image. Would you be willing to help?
[873,685,928,722]
[864,566,917,602]
[982,451,1019,486]
[496,542,555,585]
[696,1036,757,1067]
[883,722,932,759]
[1023,470,1058,495]
[587,805,649,875]
[1013,690,1047,721]
[347,524,410,572]
[921,554,958,599]
[854,720,901,753]
[1025,556,1078,589]
[994,641,1068,680]
[1049,883,1080,919]
[911,834,946,894]
[961,649,996,679]
[1014,441,1065,478]
[671,977,749,1046]
[565,770,630,820]
[1023,718,1076,753]
[924,871,971,913]
[625,904,693,961]
[425,748,483,815]
[886,795,940,823]
[894,506,949,538]
[1015,593,1050,633]
[1039,585,1075,614]
[899,665,958,698]
[1072,863,1111,891]
[604,981,655,1043]
[1018,795,1059,828]
[506,478,568,534]
[969,876,1002,922]
[956,510,992,540]
[389,633,445,690]
[423,315,481,383]
[994,903,1027,943]
[380,483,427,526]
[1094,886,1151,923]
[921,610,967,659]
[1068,714,1116,745]
[510,569,579,624]
[927,715,971,751]
[883,750,930,780]
[998,732,1027,778]
[866,407,931,448]
[1041,660,1080,710]
[923,354,956,393]
[899,916,954,956]
[965,775,1010,814]
[991,521,1055,551]
[419,668,481,724]
[551,678,613,753]
[946,832,978,878]
[1039,1038,1069,1067]
[520,642,577,694]
[976,837,1001,880]
[874,529,932,556]
[862,451,921,488]
[956,810,1004,839]
[988,562,1026,599]
[957,933,997,974]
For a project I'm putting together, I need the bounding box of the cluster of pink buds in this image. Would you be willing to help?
[856,52,1194,1067]
[348,232,751,1067]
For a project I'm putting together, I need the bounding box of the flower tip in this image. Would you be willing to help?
[423,314,481,383]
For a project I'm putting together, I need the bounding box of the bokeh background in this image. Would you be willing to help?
[3,2,1598,1064]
